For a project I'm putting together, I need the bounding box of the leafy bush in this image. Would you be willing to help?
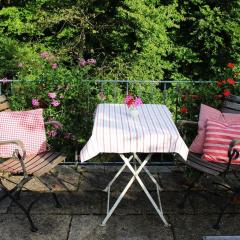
[1,0,240,159]
[9,52,99,159]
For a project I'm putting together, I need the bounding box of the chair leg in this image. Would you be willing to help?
[212,193,236,230]
[0,181,38,232]
[14,188,22,200]
[178,173,202,209]
[35,176,61,208]
[51,192,61,208]
[178,186,193,209]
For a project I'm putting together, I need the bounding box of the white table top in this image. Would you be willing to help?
[80,104,188,162]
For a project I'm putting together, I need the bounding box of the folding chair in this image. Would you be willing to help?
[0,96,66,232]
[177,111,240,229]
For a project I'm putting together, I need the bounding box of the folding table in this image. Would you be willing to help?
[80,103,188,226]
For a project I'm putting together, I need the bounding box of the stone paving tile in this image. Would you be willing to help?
[0,214,71,240]
[160,171,186,191]
[0,166,80,192]
[78,171,164,192]
[68,215,174,240]
[169,213,240,240]
[99,190,240,216]
[0,176,48,192]
[50,165,80,191]
[9,191,104,215]
[7,188,240,217]
[0,196,11,214]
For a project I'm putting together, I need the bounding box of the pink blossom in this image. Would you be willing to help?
[48,130,57,137]
[98,92,106,101]
[52,123,61,129]
[47,118,61,129]
[124,95,143,108]
[48,92,57,99]
[134,97,143,107]
[0,77,11,84]
[40,51,49,59]
[124,95,134,104]
[79,58,86,67]
[86,58,96,65]
[51,100,60,107]
[51,63,58,69]
[32,98,40,107]
[64,132,73,140]
[60,94,64,99]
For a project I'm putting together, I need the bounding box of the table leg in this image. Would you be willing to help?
[103,155,133,214]
[134,153,164,210]
[103,155,133,192]
[121,154,170,227]
[133,153,163,191]
[100,154,148,226]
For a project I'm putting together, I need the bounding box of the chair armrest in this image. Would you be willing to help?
[229,139,240,148]
[0,140,28,176]
[0,140,26,160]
[177,120,198,127]
[45,120,63,129]
[176,120,198,144]
[224,139,240,175]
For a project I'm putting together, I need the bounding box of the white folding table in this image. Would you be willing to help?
[80,103,188,226]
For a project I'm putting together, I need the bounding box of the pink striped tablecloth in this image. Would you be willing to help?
[80,104,188,162]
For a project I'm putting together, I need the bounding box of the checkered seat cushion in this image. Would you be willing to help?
[0,109,47,158]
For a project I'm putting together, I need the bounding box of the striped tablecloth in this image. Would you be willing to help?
[80,104,188,162]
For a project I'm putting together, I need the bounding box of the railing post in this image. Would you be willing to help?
[175,82,179,123]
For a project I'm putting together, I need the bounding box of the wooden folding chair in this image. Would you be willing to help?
[0,95,66,232]
[176,98,240,229]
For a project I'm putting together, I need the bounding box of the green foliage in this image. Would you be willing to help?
[1,0,240,81]
[0,36,19,78]
[1,0,240,159]
[9,58,99,158]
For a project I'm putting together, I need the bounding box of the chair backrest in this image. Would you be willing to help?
[222,95,240,113]
[0,95,11,112]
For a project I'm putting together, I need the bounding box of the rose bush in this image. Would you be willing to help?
[8,51,99,159]
[215,63,240,97]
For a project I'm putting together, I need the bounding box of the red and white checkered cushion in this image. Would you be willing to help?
[202,120,240,164]
[0,109,47,158]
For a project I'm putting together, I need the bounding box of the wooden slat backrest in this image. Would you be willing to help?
[222,95,240,113]
[0,95,11,112]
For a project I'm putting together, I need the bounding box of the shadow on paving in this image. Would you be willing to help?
[68,215,173,240]
[0,214,71,240]
[0,167,240,239]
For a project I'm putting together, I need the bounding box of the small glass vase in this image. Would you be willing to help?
[129,107,139,119]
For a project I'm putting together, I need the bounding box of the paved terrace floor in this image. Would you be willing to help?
[0,165,240,240]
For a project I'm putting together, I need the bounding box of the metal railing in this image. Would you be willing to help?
[0,79,213,166]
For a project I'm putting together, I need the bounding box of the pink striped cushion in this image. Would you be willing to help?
[189,104,225,154]
[202,120,240,164]
[189,104,240,154]
[0,109,47,158]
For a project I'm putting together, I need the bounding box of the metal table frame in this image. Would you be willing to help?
[101,152,170,227]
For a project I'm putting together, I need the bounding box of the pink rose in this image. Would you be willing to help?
[79,58,86,67]
[86,58,96,65]
[51,63,58,69]
[51,100,60,107]
[48,92,57,99]
[32,98,40,107]
[40,51,49,59]
[48,130,57,137]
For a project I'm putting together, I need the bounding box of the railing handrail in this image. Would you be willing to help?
[0,79,213,83]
